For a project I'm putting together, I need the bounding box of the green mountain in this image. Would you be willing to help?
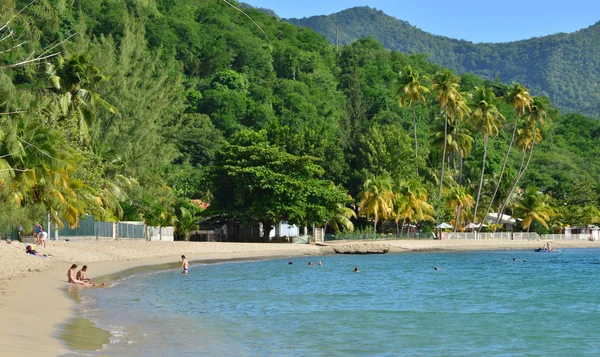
[287,6,600,118]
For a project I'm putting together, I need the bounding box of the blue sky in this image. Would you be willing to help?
[244,0,599,43]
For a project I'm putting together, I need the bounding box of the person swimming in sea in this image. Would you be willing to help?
[354,266,360,273]
[181,255,189,274]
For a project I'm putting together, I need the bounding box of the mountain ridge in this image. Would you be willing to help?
[287,6,600,118]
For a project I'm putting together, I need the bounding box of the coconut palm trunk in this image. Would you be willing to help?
[413,108,419,176]
[473,134,489,222]
[479,117,519,231]
[439,111,448,199]
[496,150,526,225]
[497,118,540,224]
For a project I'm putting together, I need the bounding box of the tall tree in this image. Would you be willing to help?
[431,69,470,199]
[397,64,429,176]
[479,83,532,231]
[207,130,348,241]
[497,96,550,223]
[470,85,505,222]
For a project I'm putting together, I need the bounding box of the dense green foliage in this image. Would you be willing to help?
[287,6,600,118]
[1,0,599,238]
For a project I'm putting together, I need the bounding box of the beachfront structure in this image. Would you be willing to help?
[193,221,300,242]
[565,225,599,240]
[484,213,517,231]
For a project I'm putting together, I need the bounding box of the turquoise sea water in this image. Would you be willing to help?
[63,249,600,356]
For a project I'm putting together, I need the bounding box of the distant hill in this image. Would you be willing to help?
[287,6,600,118]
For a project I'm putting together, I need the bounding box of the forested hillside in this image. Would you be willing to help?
[1,0,599,238]
[287,6,600,118]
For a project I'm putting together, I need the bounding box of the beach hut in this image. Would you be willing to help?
[435,222,453,239]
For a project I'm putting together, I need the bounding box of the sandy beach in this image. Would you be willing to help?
[1,238,598,356]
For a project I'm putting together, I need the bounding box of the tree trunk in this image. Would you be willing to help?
[454,206,461,232]
[497,118,540,224]
[373,215,378,233]
[473,134,489,223]
[400,218,407,235]
[413,108,419,176]
[262,220,274,242]
[479,114,519,232]
[439,111,448,200]
[497,151,527,224]
[395,221,399,235]
[459,154,464,186]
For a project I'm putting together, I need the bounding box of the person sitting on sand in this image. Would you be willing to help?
[181,255,189,274]
[25,245,38,256]
[68,264,98,287]
[354,266,360,273]
[76,265,92,283]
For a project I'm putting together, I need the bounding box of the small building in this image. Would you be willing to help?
[484,213,517,231]
[566,225,599,240]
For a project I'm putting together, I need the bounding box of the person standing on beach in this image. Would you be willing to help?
[39,229,47,248]
[17,223,23,242]
[181,255,189,274]
[34,222,42,245]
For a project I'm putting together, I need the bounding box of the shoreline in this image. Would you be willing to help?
[1,239,598,356]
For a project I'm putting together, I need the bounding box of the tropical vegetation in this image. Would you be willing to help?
[1,0,599,240]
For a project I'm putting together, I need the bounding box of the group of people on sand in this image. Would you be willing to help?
[67,264,105,287]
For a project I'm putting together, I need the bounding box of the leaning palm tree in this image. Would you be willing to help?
[445,186,474,232]
[470,85,505,222]
[513,187,555,232]
[431,70,470,199]
[358,177,395,232]
[497,96,550,223]
[397,64,430,175]
[479,83,532,231]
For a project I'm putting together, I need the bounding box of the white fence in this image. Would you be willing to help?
[444,232,597,241]
[540,234,593,241]
[478,232,512,240]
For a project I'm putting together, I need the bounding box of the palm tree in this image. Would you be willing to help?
[479,83,532,231]
[445,186,474,232]
[431,118,473,186]
[470,85,505,222]
[327,203,357,234]
[397,64,430,175]
[393,180,435,234]
[497,96,550,223]
[175,207,202,241]
[46,54,117,140]
[358,177,395,232]
[513,187,555,232]
[431,70,470,199]
[3,114,85,228]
